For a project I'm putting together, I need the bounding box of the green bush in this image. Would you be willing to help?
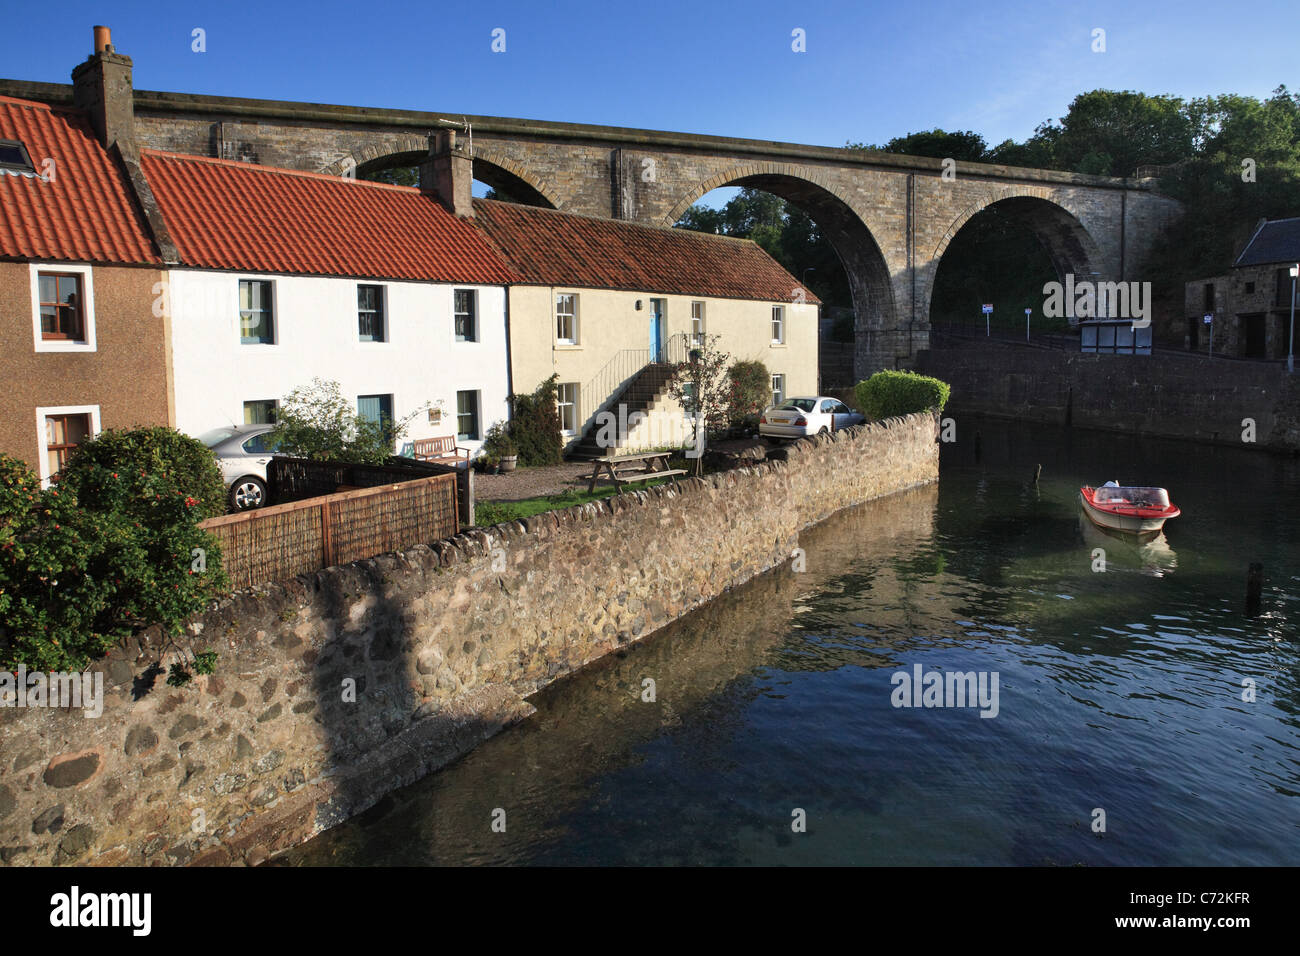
[0,456,120,670]
[854,370,951,420]
[480,421,518,461]
[726,360,771,425]
[1,428,231,671]
[509,375,563,466]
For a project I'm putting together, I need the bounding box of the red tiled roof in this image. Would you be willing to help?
[0,96,159,264]
[472,198,819,304]
[140,150,518,284]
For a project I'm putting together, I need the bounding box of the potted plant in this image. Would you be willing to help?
[482,421,519,472]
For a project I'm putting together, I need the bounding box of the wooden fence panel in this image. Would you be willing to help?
[200,473,458,590]
[330,475,459,568]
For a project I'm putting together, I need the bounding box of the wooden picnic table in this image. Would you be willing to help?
[583,451,689,493]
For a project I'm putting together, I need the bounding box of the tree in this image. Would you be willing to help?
[665,335,733,475]
[849,129,988,162]
[362,165,419,187]
[1053,91,1193,176]
[675,187,850,309]
[269,378,426,464]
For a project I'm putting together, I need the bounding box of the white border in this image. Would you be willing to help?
[35,404,101,486]
[30,263,97,353]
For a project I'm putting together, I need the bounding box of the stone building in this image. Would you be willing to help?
[473,199,820,457]
[1184,218,1300,359]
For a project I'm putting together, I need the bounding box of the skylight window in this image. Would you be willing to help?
[0,140,36,175]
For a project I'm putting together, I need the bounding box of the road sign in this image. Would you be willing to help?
[982,304,993,314]
[1203,313,1213,324]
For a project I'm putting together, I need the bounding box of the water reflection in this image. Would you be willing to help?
[282,419,1298,866]
[1078,512,1177,577]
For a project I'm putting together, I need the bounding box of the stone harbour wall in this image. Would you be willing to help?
[916,343,1300,452]
[0,412,938,866]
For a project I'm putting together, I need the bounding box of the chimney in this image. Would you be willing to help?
[420,130,474,218]
[72,25,136,151]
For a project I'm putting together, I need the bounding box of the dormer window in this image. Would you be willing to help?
[0,139,36,175]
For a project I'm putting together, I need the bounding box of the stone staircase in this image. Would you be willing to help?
[567,363,677,460]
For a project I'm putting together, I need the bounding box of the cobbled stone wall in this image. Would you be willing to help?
[0,412,938,866]
[916,343,1300,451]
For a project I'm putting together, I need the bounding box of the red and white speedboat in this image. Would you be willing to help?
[1080,481,1181,538]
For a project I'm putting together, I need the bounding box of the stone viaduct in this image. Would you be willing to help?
[1,69,1182,377]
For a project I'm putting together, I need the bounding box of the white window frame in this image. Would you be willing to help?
[30,263,96,353]
[771,305,785,345]
[35,404,101,486]
[456,389,481,442]
[771,374,785,406]
[454,288,478,343]
[239,278,277,346]
[357,283,387,343]
[691,301,706,347]
[556,293,579,346]
[557,382,579,435]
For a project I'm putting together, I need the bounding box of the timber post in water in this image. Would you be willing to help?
[1247,563,1264,617]
[1033,464,1042,484]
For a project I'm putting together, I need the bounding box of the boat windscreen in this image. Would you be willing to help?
[1094,486,1170,507]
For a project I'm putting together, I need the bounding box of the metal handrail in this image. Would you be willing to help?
[578,332,691,427]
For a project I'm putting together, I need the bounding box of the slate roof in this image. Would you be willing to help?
[1234,217,1300,268]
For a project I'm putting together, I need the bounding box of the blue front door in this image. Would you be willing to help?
[649,299,664,361]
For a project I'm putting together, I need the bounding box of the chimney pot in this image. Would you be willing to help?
[93,25,112,54]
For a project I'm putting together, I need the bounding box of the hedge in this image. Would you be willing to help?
[854,370,951,420]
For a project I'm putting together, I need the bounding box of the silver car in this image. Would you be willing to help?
[198,424,279,511]
[759,396,865,442]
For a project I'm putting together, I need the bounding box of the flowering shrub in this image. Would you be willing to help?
[0,456,118,670]
[1,428,230,671]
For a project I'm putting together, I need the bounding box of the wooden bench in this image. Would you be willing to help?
[412,436,470,468]
[583,451,689,494]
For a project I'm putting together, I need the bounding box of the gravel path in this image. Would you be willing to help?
[473,461,596,501]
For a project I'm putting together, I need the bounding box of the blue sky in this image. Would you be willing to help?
[2,0,1291,205]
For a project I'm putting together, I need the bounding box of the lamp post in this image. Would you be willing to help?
[1289,264,1297,373]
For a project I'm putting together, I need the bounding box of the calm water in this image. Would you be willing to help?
[282,418,1299,866]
